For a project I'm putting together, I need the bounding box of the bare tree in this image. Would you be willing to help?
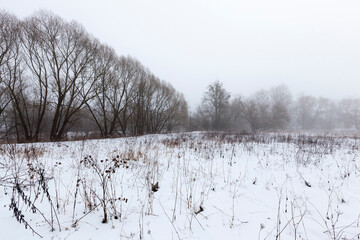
[229,96,247,130]
[269,84,292,130]
[339,98,360,130]
[169,94,188,131]
[14,13,52,141]
[126,70,188,135]
[0,11,20,137]
[117,57,145,135]
[84,44,117,137]
[23,11,98,141]
[86,50,143,137]
[243,90,271,131]
[147,81,186,133]
[1,10,188,141]
[196,80,230,130]
[315,97,337,130]
[130,71,156,135]
[294,95,318,130]
[0,12,37,141]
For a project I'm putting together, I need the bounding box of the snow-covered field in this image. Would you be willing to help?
[1,132,359,240]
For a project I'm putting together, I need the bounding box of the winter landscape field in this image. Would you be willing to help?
[2,1,360,239]
[1,131,359,240]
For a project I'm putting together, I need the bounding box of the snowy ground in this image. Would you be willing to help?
[0,132,359,240]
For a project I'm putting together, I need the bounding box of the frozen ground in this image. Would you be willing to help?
[0,132,359,239]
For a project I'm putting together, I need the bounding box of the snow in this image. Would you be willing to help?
[0,132,359,239]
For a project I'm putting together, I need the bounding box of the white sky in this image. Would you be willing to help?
[1,0,360,109]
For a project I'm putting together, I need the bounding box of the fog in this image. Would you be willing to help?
[2,0,360,109]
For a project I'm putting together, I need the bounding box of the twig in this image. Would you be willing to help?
[158,200,181,240]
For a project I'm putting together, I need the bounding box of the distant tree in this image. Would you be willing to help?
[243,90,271,131]
[314,97,337,130]
[339,98,360,130]
[196,81,230,130]
[229,96,247,130]
[269,85,292,129]
[294,95,317,130]
[191,105,211,130]
[146,81,181,133]
[293,96,340,130]
[172,95,189,131]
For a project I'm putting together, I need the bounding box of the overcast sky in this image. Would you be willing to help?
[2,0,360,109]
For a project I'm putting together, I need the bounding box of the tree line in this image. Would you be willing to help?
[1,10,359,142]
[191,81,360,132]
[0,10,188,142]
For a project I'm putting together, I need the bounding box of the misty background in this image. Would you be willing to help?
[2,0,360,109]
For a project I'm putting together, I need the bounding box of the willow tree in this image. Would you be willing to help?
[0,11,26,140]
[22,11,98,141]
